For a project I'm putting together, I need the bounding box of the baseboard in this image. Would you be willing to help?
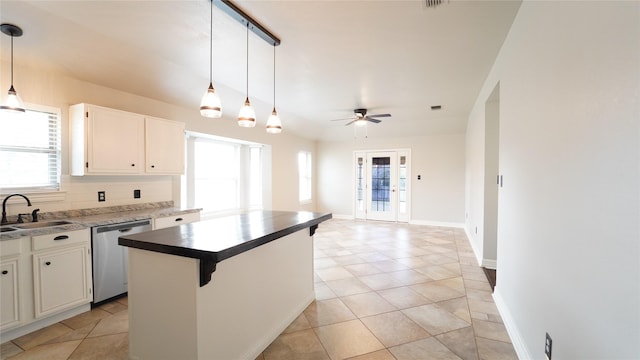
[493,287,532,360]
[409,220,465,228]
[465,226,484,267]
[0,303,91,342]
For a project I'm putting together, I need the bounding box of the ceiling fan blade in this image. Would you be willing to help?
[345,120,357,126]
[330,117,355,121]
[366,113,391,118]
[367,118,382,123]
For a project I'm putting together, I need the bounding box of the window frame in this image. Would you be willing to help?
[298,151,312,204]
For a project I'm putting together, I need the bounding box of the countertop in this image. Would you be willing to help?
[0,202,200,240]
[118,210,332,286]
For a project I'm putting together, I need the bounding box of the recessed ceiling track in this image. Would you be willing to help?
[212,0,281,46]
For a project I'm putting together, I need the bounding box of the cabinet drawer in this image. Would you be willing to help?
[0,238,23,257]
[32,229,90,251]
[154,212,200,230]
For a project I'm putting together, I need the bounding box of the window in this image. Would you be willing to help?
[184,132,265,217]
[0,105,61,192]
[298,151,312,203]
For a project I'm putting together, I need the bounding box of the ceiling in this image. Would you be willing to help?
[0,0,521,141]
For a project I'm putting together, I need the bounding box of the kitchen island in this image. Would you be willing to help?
[118,210,331,360]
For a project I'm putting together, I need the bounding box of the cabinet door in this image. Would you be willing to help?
[33,246,92,317]
[0,259,20,330]
[88,106,145,174]
[145,117,185,174]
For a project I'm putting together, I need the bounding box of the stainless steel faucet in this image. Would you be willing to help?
[1,193,32,225]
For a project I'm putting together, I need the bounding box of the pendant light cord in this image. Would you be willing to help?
[10,34,14,86]
[273,44,276,107]
[209,0,212,84]
[246,23,249,97]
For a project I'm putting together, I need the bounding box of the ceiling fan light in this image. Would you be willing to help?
[0,85,25,113]
[355,118,367,126]
[200,83,222,118]
[266,108,282,134]
[237,97,256,127]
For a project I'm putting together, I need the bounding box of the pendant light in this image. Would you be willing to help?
[266,44,282,134]
[200,0,222,118]
[0,24,25,113]
[237,23,256,128]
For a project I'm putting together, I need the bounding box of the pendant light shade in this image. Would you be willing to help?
[266,108,282,134]
[200,0,222,118]
[238,23,255,128]
[266,44,282,134]
[1,24,25,113]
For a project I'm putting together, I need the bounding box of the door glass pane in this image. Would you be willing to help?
[399,156,407,214]
[371,157,391,211]
[356,157,364,211]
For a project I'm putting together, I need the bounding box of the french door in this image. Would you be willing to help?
[355,150,410,222]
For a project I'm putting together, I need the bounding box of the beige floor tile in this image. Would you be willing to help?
[45,321,98,344]
[357,252,392,263]
[284,313,312,334]
[255,352,266,360]
[463,279,492,291]
[87,309,129,338]
[8,340,81,360]
[466,288,494,302]
[415,265,459,281]
[467,298,501,317]
[341,292,396,318]
[358,273,402,291]
[389,337,463,360]
[12,323,74,350]
[314,320,385,360]
[402,304,470,336]
[344,263,383,277]
[98,301,128,315]
[303,299,357,327]
[376,287,432,309]
[115,297,128,306]
[346,349,396,360]
[436,297,472,323]
[388,269,431,286]
[67,333,128,360]
[325,277,372,297]
[361,311,430,347]
[60,308,111,330]
[371,260,410,273]
[472,319,512,343]
[475,337,519,360]
[263,329,329,360]
[316,266,355,281]
[1,341,23,359]
[333,254,366,266]
[410,281,465,302]
[315,257,339,269]
[435,326,479,360]
[315,282,338,301]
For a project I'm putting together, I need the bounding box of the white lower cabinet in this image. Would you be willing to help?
[33,245,92,318]
[1,258,21,330]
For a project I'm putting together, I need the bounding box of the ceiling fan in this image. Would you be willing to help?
[331,108,391,126]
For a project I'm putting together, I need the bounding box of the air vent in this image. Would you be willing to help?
[425,0,444,8]
[431,105,442,110]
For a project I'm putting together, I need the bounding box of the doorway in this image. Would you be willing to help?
[354,150,410,222]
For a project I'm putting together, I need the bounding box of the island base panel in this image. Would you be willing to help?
[127,230,314,360]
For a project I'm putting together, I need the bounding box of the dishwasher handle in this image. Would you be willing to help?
[94,219,151,234]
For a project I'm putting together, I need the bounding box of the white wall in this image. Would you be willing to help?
[317,134,465,225]
[466,1,640,358]
[0,62,317,215]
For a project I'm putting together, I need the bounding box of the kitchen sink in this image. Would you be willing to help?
[12,220,74,229]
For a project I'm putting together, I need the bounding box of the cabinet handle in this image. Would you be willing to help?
[175,218,183,222]
[131,163,136,167]
[54,235,69,241]
[151,165,155,168]
[1,270,8,275]
[45,261,51,266]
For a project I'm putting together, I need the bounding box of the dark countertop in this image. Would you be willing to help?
[118,210,332,286]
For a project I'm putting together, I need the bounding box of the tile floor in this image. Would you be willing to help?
[1,219,518,360]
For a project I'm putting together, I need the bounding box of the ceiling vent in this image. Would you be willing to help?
[425,0,446,8]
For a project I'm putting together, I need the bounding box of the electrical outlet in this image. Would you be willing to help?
[98,191,106,202]
[545,333,552,360]
[134,189,141,199]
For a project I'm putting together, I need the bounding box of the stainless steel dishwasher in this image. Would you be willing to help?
[91,219,152,305]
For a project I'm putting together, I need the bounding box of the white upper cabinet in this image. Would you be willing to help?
[145,116,185,174]
[70,103,185,176]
